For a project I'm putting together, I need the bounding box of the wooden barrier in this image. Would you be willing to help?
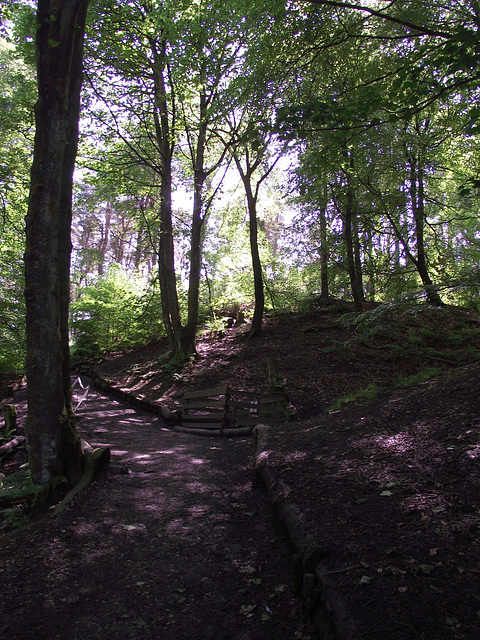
[176,386,286,436]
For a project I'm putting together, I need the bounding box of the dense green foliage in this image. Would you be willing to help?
[70,266,164,358]
[0,37,35,373]
[0,0,479,372]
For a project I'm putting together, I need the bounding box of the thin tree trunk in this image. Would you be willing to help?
[342,149,363,311]
[152,38,184,356]
[97,206,111,275]
[408,153,443,306]
[25,0,89,486]
[182,91,208,356]
[365,225,376,301]
[344,182,363,312]
[353,211,365,305]
[244,179,264,338]
[319,184,329,300]
[231,148,265,338]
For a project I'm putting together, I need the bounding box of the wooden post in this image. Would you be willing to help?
[2,404,17,436]
[267,358,289,402]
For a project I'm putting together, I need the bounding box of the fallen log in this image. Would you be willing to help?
[0,435,26,458]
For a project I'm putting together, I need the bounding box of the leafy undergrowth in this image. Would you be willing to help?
[342,301,480,365]
[0,462,44,530]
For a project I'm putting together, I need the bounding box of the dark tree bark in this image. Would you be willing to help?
[341,149,364,311]
[181,81,230,357]
[233,150,265,339]
[182,90,209,357]
[245,178,265,338]
[229,130,285,340]
[151,38,184,358]
[319,194,329,300]
[24,0,90,485]
[382,141,443,306]
[407,152,443,306]
[343,177,364,312]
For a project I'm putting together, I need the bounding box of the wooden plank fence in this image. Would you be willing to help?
[175,386,286,436]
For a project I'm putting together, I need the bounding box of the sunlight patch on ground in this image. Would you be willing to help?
[402,493,450,513]
[256,449,272,463]
[110,449,129,456]
[165,518,191,535]
[188,504,211,518]
[373,432,415,454]
[284,451,309,463]
[185,482,211,494]
[465,444,480,460]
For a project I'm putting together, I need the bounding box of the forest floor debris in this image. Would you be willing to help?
[1,302,480,638]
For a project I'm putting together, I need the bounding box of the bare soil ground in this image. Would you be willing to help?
[1,301,480,639]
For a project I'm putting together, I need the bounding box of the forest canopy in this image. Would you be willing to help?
[1,0,479,371]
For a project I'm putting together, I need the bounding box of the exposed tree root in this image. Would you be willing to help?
[52,445,110,516]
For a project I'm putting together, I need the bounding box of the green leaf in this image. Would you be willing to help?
[273,583,287,594]
[239,604,256,617]
[239,565,256,574]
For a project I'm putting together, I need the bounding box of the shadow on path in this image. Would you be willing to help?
[0,385,304,640]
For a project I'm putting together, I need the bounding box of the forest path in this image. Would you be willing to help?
[0,385,307,640]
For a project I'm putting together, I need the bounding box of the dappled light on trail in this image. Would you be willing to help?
[372,431,415,454]
[0,383,300,640]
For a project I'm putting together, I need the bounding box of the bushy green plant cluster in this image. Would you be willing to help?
[70,265,164,358]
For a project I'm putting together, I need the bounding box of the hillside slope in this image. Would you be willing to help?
[92,302,480,639]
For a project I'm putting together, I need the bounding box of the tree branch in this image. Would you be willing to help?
[303,0,452,38]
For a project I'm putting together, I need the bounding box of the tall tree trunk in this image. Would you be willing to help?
[152,38,184,357]
[24,0,89,486]
[344,180,363,312]
[408,152,443,306]
[342,149,363,311]
[182,91,209,357]
[97,206,111,275]
[365,226,376,301]
[353,210,365,304]
[158,160,183,354]
[231,148,265,338]
[231,138,282,338]
[319,183,329,300]
[244,179,264,338]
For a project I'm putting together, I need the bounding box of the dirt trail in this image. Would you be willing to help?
[0,386,307,640]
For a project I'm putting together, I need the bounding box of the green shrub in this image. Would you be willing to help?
[327,382,380,412]
[396,368,440,387]
[70,266,164,359]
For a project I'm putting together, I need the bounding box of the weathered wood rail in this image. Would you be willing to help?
[176,386,287,436]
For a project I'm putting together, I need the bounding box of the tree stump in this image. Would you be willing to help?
[267,358,289,402]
